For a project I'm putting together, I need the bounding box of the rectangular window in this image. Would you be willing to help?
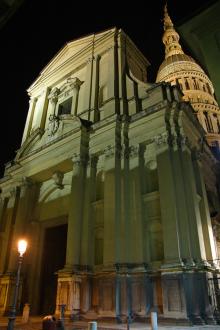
[58,98,72,115]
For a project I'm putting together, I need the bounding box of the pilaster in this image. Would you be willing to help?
[65,153,87,269]
[103,142,121,267]
[32,88,50,130]
[82,57,94,119]
[21,97,37,144]
[126,144,144,263]
[103,42,120,117]
[192,150,218,267]
[80,155,97,267]
[7,178,35,273]
[155,132,183,268]
[179,141,207,265]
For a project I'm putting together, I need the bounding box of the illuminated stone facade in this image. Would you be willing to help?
[0,27,220,325]
[156,5,220,148]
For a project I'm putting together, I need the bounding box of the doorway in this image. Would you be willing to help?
[40,224,67,314]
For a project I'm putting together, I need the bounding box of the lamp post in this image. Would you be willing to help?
[7,239,27,330]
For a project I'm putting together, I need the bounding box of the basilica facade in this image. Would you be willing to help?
[0,10,220,326]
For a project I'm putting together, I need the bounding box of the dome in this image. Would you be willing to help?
[156,5,220,147]
[156,54,204,82]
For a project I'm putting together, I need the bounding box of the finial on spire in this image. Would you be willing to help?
[161,3,184,58]
[164,3,173,30]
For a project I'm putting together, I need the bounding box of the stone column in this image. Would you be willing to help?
[7,178,34,273]
[103,143,121,268]
[179,142,207,265]
[80,155,97,267]
[31,89,49,130]
[155,132,183,268]
[39,88,50,130]
[48,88,59,116]
[192,150,218,266]
[69,78,83,116]
[127,144,144,263]
[93,55,101,122]
[82,57,94,119]
[0,189,18,278]
[21,97,37,144]
[171,137,195,267]
[0,196,8,233]
[56,153,87,318]
[103,43,120,117]
[1,180,34,316]
[65,153,86,269]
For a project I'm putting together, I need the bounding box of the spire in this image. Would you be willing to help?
[164,3,173,30]
[162,4,184,58]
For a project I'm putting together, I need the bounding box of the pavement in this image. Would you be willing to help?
[0,317,220,330]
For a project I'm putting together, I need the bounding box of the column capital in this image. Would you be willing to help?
[124,144,139,159]
[29,97,38,105]
[9,187,17,198]
[72,153,88,166]
[104,144,121,159]
[67,77,84,91]
[154,132,169,146]
[48,87,60,104]
[21,176,33,187]
[86,56,94,64]
[176,134,191,150]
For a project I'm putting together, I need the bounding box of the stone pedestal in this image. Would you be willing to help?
[0,273,23,316]
[55,272,81,318]
[161,271,216,325]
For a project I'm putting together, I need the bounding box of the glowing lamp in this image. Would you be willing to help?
[18,239,27,256]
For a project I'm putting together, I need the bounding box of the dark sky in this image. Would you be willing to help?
[0,0,216,178]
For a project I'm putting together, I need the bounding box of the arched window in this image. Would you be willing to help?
[216,117,220,133]
[185,79,190,90]
[204,112,213,133]
[206,83,212,95]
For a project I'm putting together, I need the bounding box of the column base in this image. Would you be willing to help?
[161,258,185,270]
[55,270,82,317]
[0,273,22,316]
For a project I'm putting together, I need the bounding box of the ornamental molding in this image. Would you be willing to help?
[63,77,84,92]
[128,145,139,159]
[154,132,169,146]
[48,114,60,137]
[52,171,64,190]
[16,127,44,161]
[48,87,60,103]
[104,145,115,159]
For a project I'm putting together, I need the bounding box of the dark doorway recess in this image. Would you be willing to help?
[40,224,67,314]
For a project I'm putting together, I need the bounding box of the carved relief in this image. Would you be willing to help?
[154,132,169,146]
[48,87,60,104]
[52,171,64,189]
[48,114,60,137]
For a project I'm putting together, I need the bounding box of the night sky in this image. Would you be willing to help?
[0,0,215,178]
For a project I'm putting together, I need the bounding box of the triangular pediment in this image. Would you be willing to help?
[28,28,116,91]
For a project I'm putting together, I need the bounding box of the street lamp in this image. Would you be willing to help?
[7,239,28,330]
